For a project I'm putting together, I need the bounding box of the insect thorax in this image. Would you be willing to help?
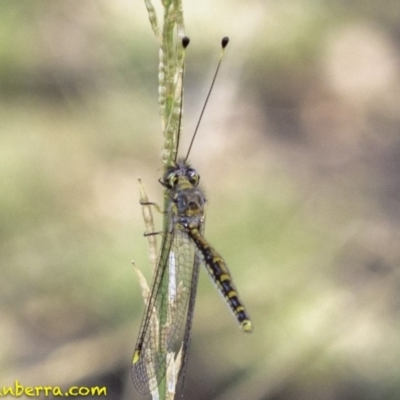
[161,160,206,231]
[173,187,206,230]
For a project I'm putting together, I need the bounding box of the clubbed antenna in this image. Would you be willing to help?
[184,37,230,162]
[174,36,191,162]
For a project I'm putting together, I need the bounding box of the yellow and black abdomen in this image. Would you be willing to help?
[188,228,252,332]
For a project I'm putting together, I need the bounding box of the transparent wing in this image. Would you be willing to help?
[131,227,197,395]
[177,219,205,387]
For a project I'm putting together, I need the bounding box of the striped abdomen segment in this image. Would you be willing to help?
[187,228,252,332]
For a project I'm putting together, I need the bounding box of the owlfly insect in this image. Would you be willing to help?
[132,37,252,396]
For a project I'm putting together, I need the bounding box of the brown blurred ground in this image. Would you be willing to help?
[1,2,400,399]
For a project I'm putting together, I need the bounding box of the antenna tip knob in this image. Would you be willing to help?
[182,36,190,48]
[221,37,229,48]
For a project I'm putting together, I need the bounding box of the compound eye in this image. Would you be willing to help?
[168,173,179,188]
[186,168,199,186]
[161,171,178,189]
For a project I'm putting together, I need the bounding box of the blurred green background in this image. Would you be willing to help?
[1,1,400,399]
